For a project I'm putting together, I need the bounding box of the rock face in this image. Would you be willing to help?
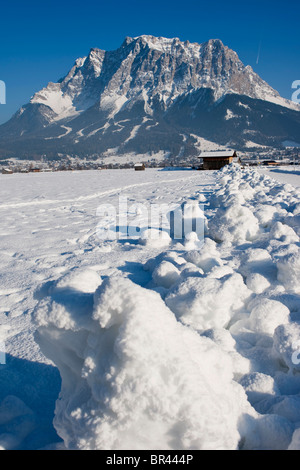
[0,35,300,159]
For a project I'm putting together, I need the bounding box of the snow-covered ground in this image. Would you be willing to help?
[258,166,300,189]
[0,165,300,450]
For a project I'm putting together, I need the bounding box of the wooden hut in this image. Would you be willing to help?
[199,150,240,170]
[134,163,145,171]
[1,168,13,174]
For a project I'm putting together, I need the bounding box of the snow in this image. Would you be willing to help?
[258,166,300,189]
[31,84,80,122]
[123,124,142,144]
[238,102,251,110]
[99,94,128,120]
[165,272,250,330]
[224,109,239,120]
[277,252,300,293]
[0,164,300,450]
[200,150,236,158]
[45,125,72,140]
[251,78,300,112]
[152,260,181,289]
[244,141,269,149]
[100,150,167,165]
[190,135,227,150]
[34,275,253,450]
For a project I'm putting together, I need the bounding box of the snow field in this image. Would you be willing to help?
[32,164,300,450]
[0,169,215,450]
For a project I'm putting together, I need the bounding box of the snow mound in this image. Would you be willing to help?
[277,252,300,294]
[248,299,290,336]
[209,203,259,244]
[240,372,280,403]
[184,237,222,273]
[34,275,254,450]
[138,229,171,248]
[165,272,250,330]
[152,260,180,289]
[289,429,300,450]
[246,273,271,294]
[273,323,300,373]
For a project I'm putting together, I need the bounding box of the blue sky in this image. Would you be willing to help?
[0,0,299,124]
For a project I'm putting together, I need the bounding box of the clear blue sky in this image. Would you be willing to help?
[0,0,299,124]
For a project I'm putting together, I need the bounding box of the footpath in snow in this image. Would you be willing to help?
[1,165,300,450]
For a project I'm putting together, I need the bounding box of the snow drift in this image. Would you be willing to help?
[33,163,300,450]
[34,270,254,450]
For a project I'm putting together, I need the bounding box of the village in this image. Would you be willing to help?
[0,146,299,174]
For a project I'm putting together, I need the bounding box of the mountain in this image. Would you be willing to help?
[1,35,300,160]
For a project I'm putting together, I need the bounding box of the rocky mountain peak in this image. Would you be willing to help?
[0,35,299,160]
[28,34,299,121]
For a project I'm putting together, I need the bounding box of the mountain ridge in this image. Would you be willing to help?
[0,35,300,160]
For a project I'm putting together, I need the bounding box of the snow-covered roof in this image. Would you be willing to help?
[199,150,236,158]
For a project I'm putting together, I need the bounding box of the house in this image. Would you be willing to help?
[134,163,145,171]
[262,160,281,166]
[199,150,240,170]
[1,168,13,174]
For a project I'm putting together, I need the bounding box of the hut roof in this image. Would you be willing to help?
[199,150,236,158]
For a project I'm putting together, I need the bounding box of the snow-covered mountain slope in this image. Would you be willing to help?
[0,35,300,159]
